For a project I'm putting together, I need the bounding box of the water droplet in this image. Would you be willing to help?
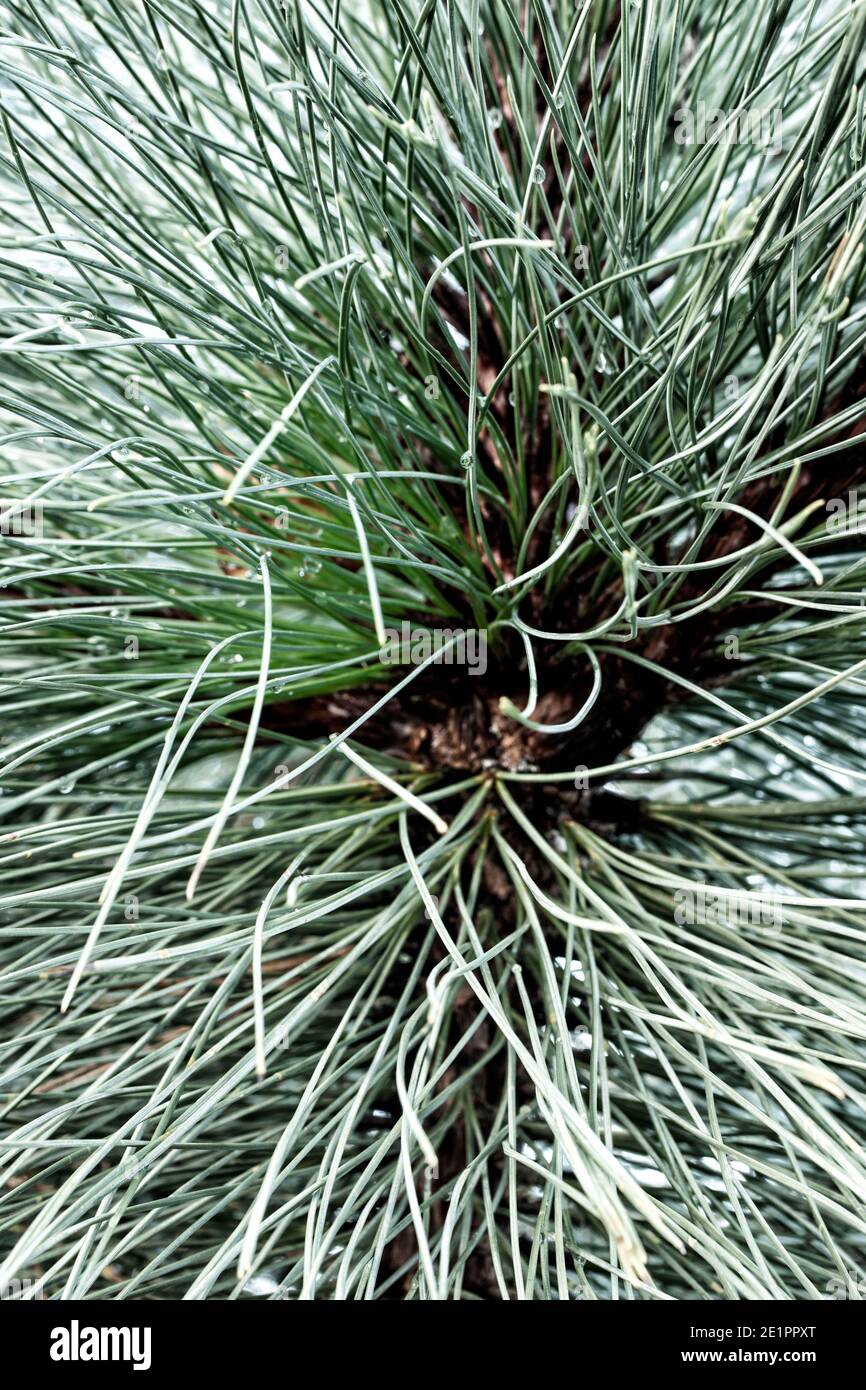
[459,452,473,470]
[242,1273,280,1297]
[532,165,545,184]
[487,110,502,131]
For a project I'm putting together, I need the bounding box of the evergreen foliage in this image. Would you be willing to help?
[1,0,866,1299]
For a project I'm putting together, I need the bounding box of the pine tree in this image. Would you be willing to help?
[1,0,866,1300]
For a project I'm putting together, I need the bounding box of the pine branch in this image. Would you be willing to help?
[2,0,866,1302]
